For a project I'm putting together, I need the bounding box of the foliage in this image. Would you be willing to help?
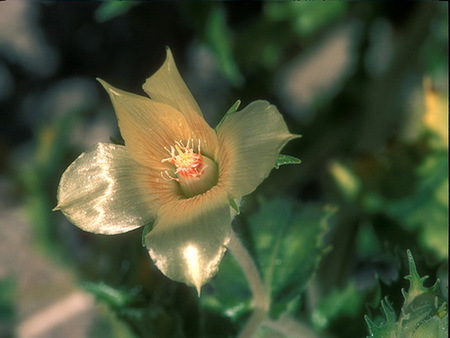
[0,279,15,338]
[365,250,448,337]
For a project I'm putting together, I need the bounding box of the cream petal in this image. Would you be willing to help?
[141,49,219,158]
[55,143,158,234]
[98,79,194,168]
[142,47,202,118]
[217,100,298,198]
[145,186,231,295]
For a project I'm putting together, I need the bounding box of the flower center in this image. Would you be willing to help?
[161,140,218,198]
[164,143,204,178]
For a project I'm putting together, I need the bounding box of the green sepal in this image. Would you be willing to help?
[274,154,301,169]
[229,199,240,214]
[215,100,241,131]
[141,222,154,247]
[109,136,125,146]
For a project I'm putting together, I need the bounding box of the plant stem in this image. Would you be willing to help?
[228,230,270,337]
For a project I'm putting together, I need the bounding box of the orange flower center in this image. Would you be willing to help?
[163,143,205,178]
[161,140,218,198]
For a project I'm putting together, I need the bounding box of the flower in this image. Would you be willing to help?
[55,48,297,294]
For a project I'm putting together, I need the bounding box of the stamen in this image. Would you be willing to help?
[160,170,180,182]
[160,139,205,179]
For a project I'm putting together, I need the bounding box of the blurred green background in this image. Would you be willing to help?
[0,1,447,337]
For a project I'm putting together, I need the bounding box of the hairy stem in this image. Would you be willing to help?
[228,230,270,337]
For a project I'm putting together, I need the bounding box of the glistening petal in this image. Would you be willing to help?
[55,143,157,234]
[217,100,298,198]
[145,186,231,295]
[142,49,218,158]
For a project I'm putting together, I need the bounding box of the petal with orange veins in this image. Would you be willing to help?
[217,100,298,199]
[142,48,218,158]
[98,79,194,168]
[143,47,202,118]
[145,186,231,295]
[55,143,159,234]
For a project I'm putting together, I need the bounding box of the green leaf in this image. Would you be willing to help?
[215,100,240,131]
[265,2,347,37]
[82,282,138,309]
[200,252,252,321]
[274,154,301,169]
[95,2,137,23]
[248,198,333,318]
[365,250,448,338]
[365,298,397,337]
[312,282,366,330]
[19,107,85,263]
[0,278,15,336]
[205,6,243,87]
[387,153,448,260]
[82,282,186,337]
[328,161,361,202]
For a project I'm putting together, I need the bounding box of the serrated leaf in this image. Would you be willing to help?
[248,198,333,318]
[365,250,448,338]
[274,154,301,169]
[365,298,397,337]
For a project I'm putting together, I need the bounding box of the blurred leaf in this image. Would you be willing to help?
[95,2,137,23]
[423,79,448,149]
[329,161,362,203]
[265,2,347,37]
[19,107,85,262]
[205,6,243,87]
[0,279,15,338]
[365,250,448,338]
[200,252,251,321]
[312,282,366,330]
[248,198,333,318]
[82,282,139,309]
[88,302,137,338]
[387,153,448,260]
[355,222,384,261]
[82,281,186,337]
